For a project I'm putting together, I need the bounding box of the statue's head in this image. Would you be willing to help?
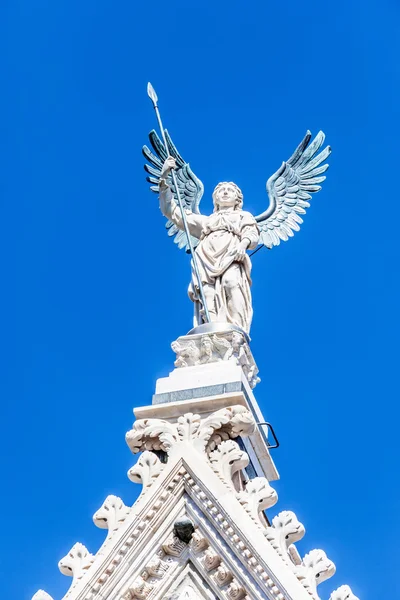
[213,182,243,212]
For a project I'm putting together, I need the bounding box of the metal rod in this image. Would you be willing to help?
[148,83,211,323]
[256,422,280,449]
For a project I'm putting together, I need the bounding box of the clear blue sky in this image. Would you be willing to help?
[2,1,399,598]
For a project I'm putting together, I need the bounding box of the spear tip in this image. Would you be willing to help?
[147,82,158,107]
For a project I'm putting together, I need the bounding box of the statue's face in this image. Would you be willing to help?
[215,183,238,208]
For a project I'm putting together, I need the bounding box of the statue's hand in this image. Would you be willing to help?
[160,156,177,181]
[235,239,250,262]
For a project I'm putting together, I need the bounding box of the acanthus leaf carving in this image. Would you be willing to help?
[295,549,336,598]
[58,542,94,587]
[209,439,249,490]
[125,406,255,457]
[126,418,178,454]
[93,495,130,542]
[236,477,278,525]
[171,331,260,389]
[329,585,360,600]
[32,591,54,600]
[265,510,305,564]
[128,450,163,490]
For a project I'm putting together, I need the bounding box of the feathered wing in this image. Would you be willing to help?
[143,130,204,251]
[255,131,331,249]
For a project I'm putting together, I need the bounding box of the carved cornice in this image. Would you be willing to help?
[125,406,256,456]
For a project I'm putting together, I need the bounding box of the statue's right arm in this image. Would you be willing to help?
[159,180,205,239]
[159,180,174,219]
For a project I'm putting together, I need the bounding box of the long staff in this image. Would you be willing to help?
[147,82,211,324]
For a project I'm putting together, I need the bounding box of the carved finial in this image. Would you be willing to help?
[296,549,336,596]
[58,542,94,586]
[209,439,249,489]
[237,477,278,525]
[330,585,360,600]
[128,450,163,490]
[265,510,305,563]
[93,495,130,541]
[32,592,54,600]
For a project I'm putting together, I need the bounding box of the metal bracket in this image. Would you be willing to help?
[256,422,280,449]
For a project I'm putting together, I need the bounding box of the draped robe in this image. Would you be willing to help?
[159,187,259,333]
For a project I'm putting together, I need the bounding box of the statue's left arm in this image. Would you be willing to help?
[241,213,260,250]
[234,213,260,262]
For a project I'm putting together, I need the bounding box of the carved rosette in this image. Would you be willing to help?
[93,495,130,542]
[190,529,209,553]
[58,542,94,588]
[214,563,234,587]
[203,547,221,571]
[329,585,360,600]
[171,330,260,389]
[125,406,256,456]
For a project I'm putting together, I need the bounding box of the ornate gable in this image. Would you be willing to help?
[33,384,359,600]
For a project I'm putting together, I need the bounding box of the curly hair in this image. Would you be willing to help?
[212,182,244,212]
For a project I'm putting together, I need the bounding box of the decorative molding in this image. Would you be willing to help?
[295,549,336,598]
[209,439,249,490]
[236,477,278,525]
[58,543,94,588]
[184,473,286,600]
[128,450,163,490]
[265,511,305,564]
[171,330,260,389]
[329,585,360,600]
[126,406,256,456]
[93,495,130,542]
[31,591,54,600]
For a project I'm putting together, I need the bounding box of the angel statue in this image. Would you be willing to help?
[143,124,330,336]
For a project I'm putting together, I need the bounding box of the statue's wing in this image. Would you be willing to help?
[255,131,331,249]
[143,129,204,251]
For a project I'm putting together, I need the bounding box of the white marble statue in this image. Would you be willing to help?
[144,118,331,334]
